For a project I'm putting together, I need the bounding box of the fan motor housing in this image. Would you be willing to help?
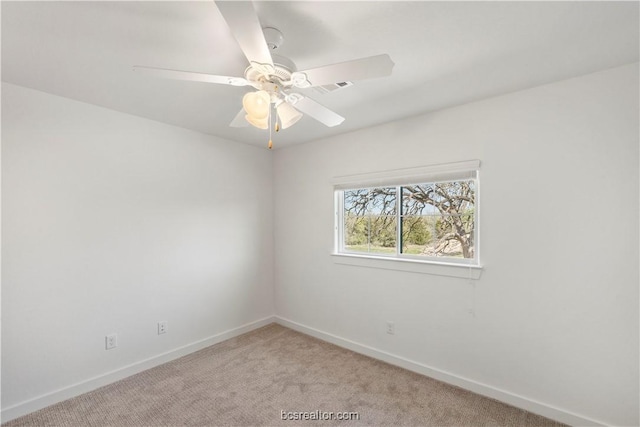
[245,54,296,84]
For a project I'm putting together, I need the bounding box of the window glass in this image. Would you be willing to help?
[338,178,476,264]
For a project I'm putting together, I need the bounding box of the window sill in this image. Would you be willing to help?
[331,253,483,279]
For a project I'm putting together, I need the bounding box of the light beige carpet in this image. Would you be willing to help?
[3,324,565,426]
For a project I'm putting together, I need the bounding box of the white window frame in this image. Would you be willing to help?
[332,160,482,279]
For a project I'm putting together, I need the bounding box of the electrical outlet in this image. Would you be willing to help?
[386,321,395,335]
[105,334,117,350]
[158,321,168,335]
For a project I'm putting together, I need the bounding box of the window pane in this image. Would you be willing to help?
[343,187,397,254]
[402,214,474,259]
[369,187,396,215]
[369,215,396,253]
[402,185,438,215]
[344,214,369,253]
[344,189,369,215]
[401,215,437,255]
[437,214,474,258]
[344,215,396,254]
[400,180,475,259]
[432,181,475,212]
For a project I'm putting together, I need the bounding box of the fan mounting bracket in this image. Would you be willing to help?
[263,27,284,50]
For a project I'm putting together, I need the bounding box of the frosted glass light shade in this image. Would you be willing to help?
[242,90,270,120]
[277,102,303,129]
[245,115,268,129]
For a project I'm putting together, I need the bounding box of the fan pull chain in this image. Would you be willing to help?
[268,103,273,150]
[274,86,280,133]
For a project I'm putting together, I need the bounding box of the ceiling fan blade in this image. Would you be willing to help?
[133,66,250,86]
[229,108,249,127]
[215,1,274,73]
[292,54,394,88]
[293,96,345,128]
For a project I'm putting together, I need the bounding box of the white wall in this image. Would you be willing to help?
[273,63,639,426]
[1,83,274,414]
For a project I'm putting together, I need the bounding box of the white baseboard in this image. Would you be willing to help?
[1,315,276,423]
[275,316,605,427]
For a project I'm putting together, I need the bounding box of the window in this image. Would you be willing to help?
[334,161,479,268]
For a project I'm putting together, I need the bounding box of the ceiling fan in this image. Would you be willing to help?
[133,1,394,148]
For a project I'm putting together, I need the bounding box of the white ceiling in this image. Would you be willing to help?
[2,1,638,148]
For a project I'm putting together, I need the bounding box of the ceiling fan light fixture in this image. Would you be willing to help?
[277,101,303,129]
[242,90,270,120]
[245,114,268,129]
